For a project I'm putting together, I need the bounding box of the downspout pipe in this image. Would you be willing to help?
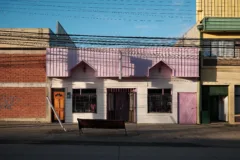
[197,24,203,124]
[119,51,122,80]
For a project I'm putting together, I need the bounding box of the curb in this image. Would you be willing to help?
[1,139,240,148]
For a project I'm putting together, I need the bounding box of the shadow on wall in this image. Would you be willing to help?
[147,62,175,123]
[150,62,173,88]
[201,58,217,82]
[130,57,152,76]
[69,62,105,122]
[68,48,78,72]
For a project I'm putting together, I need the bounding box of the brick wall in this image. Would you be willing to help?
[0,88,46,118]
[0,54,46,82]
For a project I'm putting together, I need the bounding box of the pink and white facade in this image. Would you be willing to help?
[47,47,199,124]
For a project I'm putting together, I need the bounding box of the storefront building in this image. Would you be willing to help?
[47,47,199,124]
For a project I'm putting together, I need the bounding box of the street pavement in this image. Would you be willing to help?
[1,144,240,160]
[0,123,240,147]
[0,123,240,159]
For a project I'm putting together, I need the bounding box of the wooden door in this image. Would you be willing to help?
[115,92,129,122]
[53,91,65,121]
[107,93,115,120]
[179,92,197,124]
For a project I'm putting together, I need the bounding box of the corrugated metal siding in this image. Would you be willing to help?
[46,47,199,78]
[203,17,240,32]
[197,0,240,23]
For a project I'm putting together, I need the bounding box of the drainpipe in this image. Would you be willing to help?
[119,51,122,80]
[197,24,203,124]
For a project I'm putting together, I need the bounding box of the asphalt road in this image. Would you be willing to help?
[0,144,240,160]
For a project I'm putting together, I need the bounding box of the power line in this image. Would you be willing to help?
[0,30,195,40]
[0,35,238,49]
[5,0,193,12]
[0,31,238,51]
[0,2,193,14]
[0,5,194,17]
[3,0,192,7]
[0,8,194,19]
[0,2,195,19]
[1,30,240,41]
[0,0,194,19]
[0,34,191,47]
[1,35,239,49]
[9,0,191,5]
[0,40,187,48]
[0,1,194,12]
[3,10,185,22]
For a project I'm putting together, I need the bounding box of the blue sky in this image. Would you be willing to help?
[0,0,196,37]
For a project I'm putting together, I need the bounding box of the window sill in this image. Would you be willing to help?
[203,57,240,59]
[72,112,97,114]
[147,112,172,115]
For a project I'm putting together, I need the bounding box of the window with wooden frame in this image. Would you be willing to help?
[72,89,97,113]
[148,89,172,113]
[203,40,239,58]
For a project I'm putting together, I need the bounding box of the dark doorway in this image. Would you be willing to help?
[201,86,228,124]
[107,88,137,123]
[210,96,227,122]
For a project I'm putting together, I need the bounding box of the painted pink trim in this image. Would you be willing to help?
[147,60,174,77]
[70,60,97,72]
[149,60,173,71]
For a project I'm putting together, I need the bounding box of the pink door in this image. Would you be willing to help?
[178,92,197,124]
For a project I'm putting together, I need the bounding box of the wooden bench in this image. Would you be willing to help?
[77,119,127,136]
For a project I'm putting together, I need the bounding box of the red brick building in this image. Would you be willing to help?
[0,47,50,122]
[0,23,75,122]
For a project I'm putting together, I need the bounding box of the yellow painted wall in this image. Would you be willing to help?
[197,0,240,23]
[203,33,240,39]
[196,0,240,124]
[201,32,240,124]
[0,28,51,48]
[202,66,240,84]
[202,66,240,124]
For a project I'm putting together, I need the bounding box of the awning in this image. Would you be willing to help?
[209,86,228,96]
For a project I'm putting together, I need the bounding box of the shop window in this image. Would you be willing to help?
[235,86,240,114]
[72,89,97,113]
[148,89,172,113]
[236,41,240,58]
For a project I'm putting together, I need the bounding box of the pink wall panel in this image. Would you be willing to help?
[46,47,199,78]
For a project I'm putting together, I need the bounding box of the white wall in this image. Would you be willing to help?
[51,65,198,123]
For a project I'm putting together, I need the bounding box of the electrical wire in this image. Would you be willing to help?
[0,32,239,49]
[0,6,194,18]
[2,0,192,7]
[9,0,191,4]
[2,29,240,40]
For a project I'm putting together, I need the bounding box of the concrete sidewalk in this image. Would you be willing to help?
[0,123,240,148]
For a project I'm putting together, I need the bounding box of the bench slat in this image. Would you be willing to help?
[77,119,127,135]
